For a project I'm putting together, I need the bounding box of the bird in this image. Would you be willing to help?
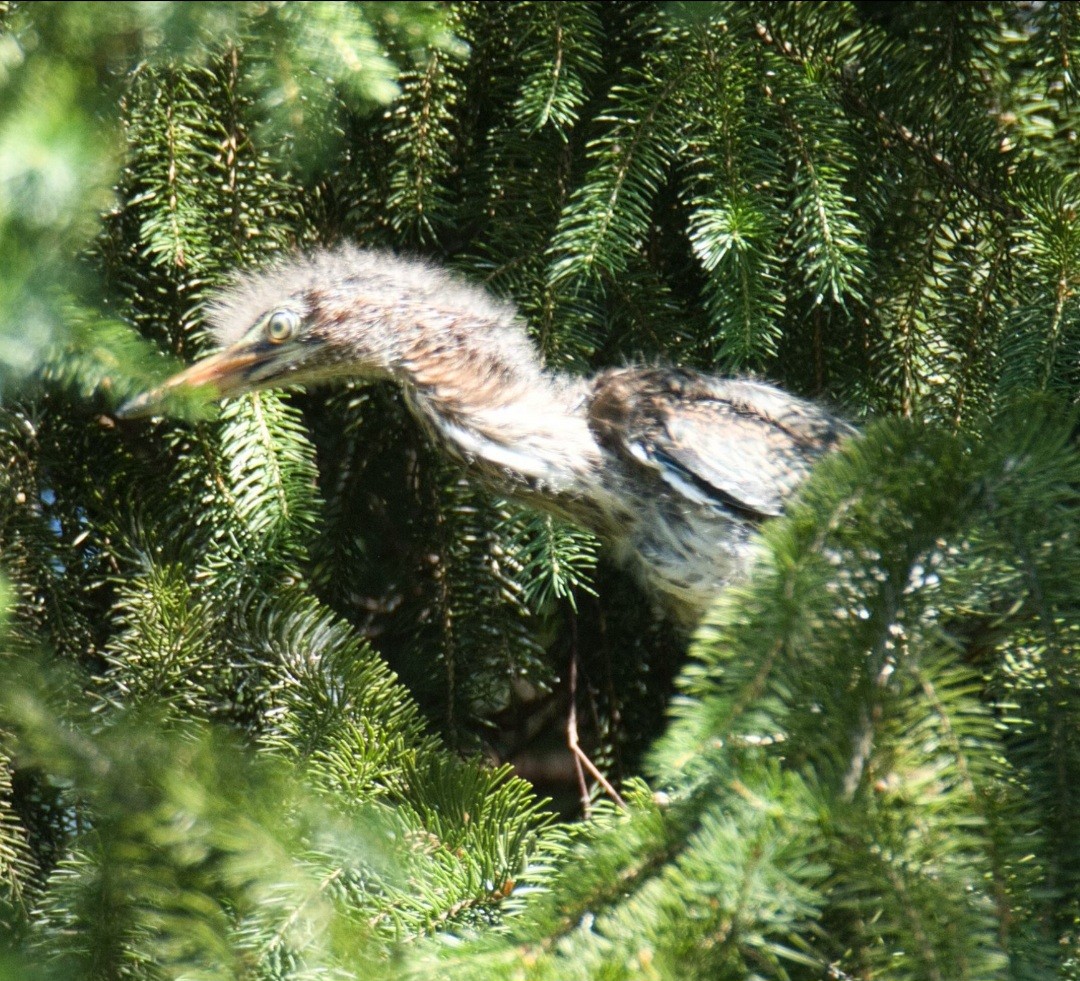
[118,246,854,627]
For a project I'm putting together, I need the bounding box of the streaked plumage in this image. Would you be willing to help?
[119,247,854,626]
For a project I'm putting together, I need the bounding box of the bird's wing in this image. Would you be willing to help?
[587,368,852,519]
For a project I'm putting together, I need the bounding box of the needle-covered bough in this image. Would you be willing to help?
[119,247,854,627]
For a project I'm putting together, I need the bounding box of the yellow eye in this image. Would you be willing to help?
[266,310,299,344]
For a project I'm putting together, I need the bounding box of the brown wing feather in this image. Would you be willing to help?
[588,368,852,519]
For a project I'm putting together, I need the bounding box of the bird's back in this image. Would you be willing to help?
[586,367,854,625]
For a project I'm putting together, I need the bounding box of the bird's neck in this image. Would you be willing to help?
[388,330,603,505]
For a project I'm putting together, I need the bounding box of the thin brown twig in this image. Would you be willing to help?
[567,648,626,812]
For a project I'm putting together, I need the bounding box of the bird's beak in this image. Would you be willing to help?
[116,343,269,419]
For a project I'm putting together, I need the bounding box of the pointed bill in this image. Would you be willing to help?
[115,345,264,419]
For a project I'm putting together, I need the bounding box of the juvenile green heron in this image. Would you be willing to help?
[119,247,853,626]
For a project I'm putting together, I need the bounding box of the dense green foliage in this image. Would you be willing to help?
[0,1,1077,977]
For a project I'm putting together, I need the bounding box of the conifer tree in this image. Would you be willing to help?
[0,2,1077,978]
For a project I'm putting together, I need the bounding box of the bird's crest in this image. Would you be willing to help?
[205,246,525,353]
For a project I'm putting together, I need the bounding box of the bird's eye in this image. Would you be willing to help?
[265,310,299,344]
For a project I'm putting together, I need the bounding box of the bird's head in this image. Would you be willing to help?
[116,300,344,419]
[115,247,520,420]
